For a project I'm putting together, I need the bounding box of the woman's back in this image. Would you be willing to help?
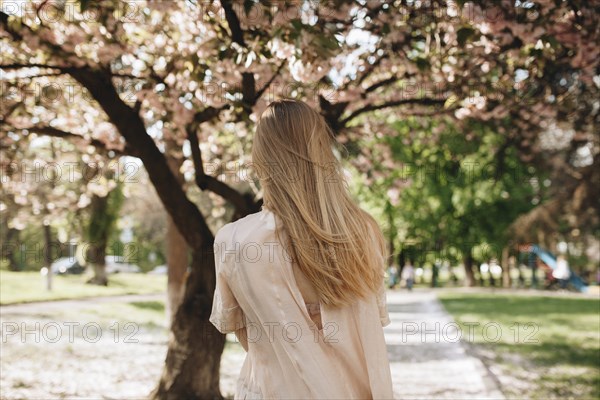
[210,98,394,399]
[210,207,394,399]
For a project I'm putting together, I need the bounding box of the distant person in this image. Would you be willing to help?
[553,254,571,290]
[402,263,415,291]
[387,264,399,288]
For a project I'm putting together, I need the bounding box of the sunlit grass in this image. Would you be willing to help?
[70,300,170,332]
[439,292,600,399]
[0,270,167,305]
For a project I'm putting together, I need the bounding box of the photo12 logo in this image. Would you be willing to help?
[401,321,539,344]
[1,321,140,344]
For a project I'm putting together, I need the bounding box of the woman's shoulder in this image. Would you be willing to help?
[214,209,274,246]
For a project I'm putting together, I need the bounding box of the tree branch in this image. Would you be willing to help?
[192,105,228,125]
[0,11,23,40]
[221,0,256,109]
[340,97,446,126]
[0,63,67,70]
[186,125,254,217]
[186,103,258,216]
[365,75,401,94]
[254,61,285,102]
[68,66,214,249]
[319,95,349,134]
[17,125,135,157]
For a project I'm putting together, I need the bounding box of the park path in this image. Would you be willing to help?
[385,289,504,399]
[0,290,505,399]
[218,289,506,399]
[0,292,166,313]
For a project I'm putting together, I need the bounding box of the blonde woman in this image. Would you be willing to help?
[210,99,394,399]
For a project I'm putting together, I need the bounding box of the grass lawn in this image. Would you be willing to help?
[69,299,170,331]
[439,292,600,399]
[0,270,167,305]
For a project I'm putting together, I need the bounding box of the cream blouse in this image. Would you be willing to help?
[210,207,394,399]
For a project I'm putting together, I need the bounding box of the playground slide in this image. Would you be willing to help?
[531,245,588,293]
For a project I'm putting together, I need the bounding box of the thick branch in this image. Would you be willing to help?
[1,11,68,57]
[69,66,213,249]
[255,61,285,102]
[0,63,67,70]
[319,96,349,134]
[365,75,401,94]
[221,1,256,108]
[0,11,22,40]
[187,103,257,216]
[186,125,253,216]
[193,105,227,125]
[18,125,135,157]
[340,97,446,126]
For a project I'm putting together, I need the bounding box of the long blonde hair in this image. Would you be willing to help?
[251,99,387,307]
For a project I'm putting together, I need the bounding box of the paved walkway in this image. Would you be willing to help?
[0,292,166,314]
[220,289,506,399]
[0,290,505,399]
[385,289,504,399]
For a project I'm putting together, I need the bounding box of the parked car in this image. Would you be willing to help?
[105,255,141,274]
[148,265,168,275]
[50,258,85,275]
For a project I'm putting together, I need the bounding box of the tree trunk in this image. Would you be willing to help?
[501,246,511,288]
[85,191,110,286]
[1,226,20,271]
[88,261,108,286]
[150,247,225,400]
[69,68,229,398]
[43,223,53,291]
[397,249,406,280]
[165,142,189,325]
[386,204,395,268]
[431,263,439,288]
[463,252,476,287]
[85,241,108,286]
[166,215,188,324]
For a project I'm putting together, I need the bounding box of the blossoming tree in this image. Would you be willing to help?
[1,0,597,398]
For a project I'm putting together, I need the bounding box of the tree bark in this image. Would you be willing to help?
[68,67,226,398]
[88,261,108,286]
[1,226,20,271]
[165,142,189,324]
[43,223,53,291]
[85,192,110,286]
[501,246,511,288]
[149,246,225,400]
[70,68,213,249]
[463,252,476,287]
[166,214,188,324]
[397,249,406,280]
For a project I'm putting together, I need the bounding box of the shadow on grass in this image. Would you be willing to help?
[494,341,600,369]
[440,295,600,317]
[440,293,600,398]
[129,301,165,312]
